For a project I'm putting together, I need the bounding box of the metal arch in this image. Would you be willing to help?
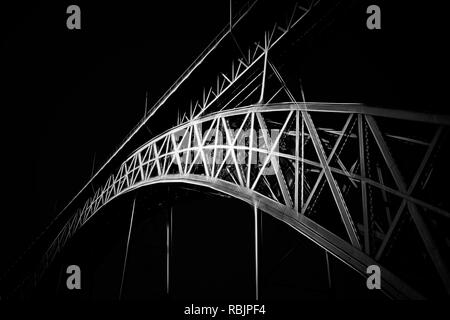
[51,0,318,226]
[41,175,424,300]
[132,103,450,152]
[9,0,448,298]
[29,102,450,300]
[5,0,447,298]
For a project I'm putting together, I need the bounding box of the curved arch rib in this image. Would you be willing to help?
[33,102,450,299]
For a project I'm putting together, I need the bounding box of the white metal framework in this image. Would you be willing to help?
[6,0,449,300]
[34,102,450,299]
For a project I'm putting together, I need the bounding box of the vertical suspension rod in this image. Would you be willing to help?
[119,197,136,300]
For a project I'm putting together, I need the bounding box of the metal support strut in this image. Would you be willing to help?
[166,206,172,296]
[254,203,259,301]
[119,197,136,300]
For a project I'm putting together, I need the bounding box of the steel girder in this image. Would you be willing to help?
[30,102,450,299]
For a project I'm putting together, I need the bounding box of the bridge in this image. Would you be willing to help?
[2,0,450,300]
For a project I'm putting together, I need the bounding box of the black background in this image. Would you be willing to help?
[1,0,448,300]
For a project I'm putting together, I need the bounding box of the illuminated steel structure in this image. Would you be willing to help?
[6,0,450,299]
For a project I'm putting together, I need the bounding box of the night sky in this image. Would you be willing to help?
[1,0,448,299]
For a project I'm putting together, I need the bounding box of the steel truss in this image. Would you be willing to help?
[33,102,450,299]
[8,0,450,300]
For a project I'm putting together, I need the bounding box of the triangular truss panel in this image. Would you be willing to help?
[6,0,450,301]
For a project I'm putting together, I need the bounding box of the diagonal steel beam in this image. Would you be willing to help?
[268,60,360,248]
[366,116,450,294]
[375,127,443,261]
[193,123,211,177]
[222,117,246,186]
[184,126,193,174]
[211,120,221,177]
[301,114,353,214]
[214,113,249,181]
[376,166,392,225]
[187,119,217,175]
[247,112,255,188]
[255,111,294,208]
[251,111,293,191]
[164,127,191,176]
[171,134,184,175]
[302,112,360,248]
[358,114,370,255]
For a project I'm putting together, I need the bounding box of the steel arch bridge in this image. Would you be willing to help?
[4,0,450,300]
[32,102,449,300]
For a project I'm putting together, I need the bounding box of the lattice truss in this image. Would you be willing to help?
[20,0,450,299]
[40,102,450,299]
